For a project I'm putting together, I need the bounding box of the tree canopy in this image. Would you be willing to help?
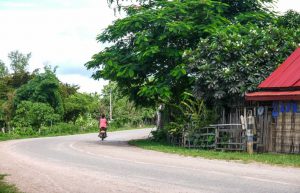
[8,50,31,73]
[86,0,276,107]
[14,69,64,116]
[187,23,300,106]
[12,101,60,129]
[0,60,8,78]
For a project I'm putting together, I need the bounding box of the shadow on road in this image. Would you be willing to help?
[81,139,132,148]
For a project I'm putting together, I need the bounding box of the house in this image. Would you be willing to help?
[246,48,300,154]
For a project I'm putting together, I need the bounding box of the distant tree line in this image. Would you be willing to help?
[0,51,154,137]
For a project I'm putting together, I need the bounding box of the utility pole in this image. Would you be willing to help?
[109,88,112,120]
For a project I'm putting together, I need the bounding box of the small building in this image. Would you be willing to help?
[246,48,300,154]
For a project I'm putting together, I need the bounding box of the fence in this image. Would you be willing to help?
[183,126,216,149]
[212,124,246,151]
[174,123,246,151]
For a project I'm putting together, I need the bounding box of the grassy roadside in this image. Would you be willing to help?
[0,174,21,193]
[108,125,153,132]
[129,139,300,167]
[0,125,154,141]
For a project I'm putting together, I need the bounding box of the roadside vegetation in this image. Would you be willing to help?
[129,139,300,167]
[0,174,21,193]
[0,124,153,141]
[0,52,155,141]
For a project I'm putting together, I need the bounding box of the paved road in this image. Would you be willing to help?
[0,128,300,193]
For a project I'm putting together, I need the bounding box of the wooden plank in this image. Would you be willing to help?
[291,112,295,153]
[267,111,272,152]
[276,112,281,152]
[285,111,292,153]
[215,148,244,151]
[210,124,242,127]
[293,114,299,154]
[216,143,244,145]
[263,109,267,152]
[281,111,286,153]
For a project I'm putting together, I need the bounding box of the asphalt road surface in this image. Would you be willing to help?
[0,128,300,193]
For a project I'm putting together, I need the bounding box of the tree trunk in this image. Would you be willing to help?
[156,104,165,129]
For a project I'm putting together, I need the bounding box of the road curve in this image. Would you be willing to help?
[0,128,299,193]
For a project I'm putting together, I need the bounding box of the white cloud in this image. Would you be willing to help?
[275,0,300,13]
[57,74,108,94]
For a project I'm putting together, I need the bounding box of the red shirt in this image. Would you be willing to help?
[99,118,107,128]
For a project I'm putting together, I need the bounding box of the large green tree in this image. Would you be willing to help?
[14,69,64,116]
[86,0,274,106]
[64,93,100,124]
[0,52,35,129]
[187,12,300,107]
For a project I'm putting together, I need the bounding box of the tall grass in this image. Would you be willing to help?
[129,139,300,167]
[0,174,21,193]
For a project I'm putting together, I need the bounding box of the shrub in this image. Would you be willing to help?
[108,119,123,130]
[75,114,98,130]
[50,122,81,134]
[151,128,168,142]
[12,127,36,136]
[12,101,60,130]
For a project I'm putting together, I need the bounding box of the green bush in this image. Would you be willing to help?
[75,114,98,129]
[152,93,218,144]
[50,123,80,134]
[12,101,60,130]
[13,127,36,136]
[109,119,123,129]
[151,129,168,142]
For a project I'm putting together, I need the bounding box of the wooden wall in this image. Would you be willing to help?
[273,102,300,154]
[225,102,300,154]
[255,101,300,154]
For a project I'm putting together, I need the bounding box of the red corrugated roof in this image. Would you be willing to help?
[259,47,300,89]
[245,91,300,101]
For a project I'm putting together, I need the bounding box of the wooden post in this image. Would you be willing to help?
[247,113,254,154]
[215,126,219,150]
[240,115,246,130]
[222,109,225,124]
[156,104,165,129]
[241,115,247,151]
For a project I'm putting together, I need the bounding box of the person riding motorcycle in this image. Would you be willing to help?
[99,114,107,138]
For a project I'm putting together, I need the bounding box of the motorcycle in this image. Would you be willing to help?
[98,127,107,141]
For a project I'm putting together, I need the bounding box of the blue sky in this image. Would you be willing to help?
[0,0,300,93]
[0,0,116,93]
